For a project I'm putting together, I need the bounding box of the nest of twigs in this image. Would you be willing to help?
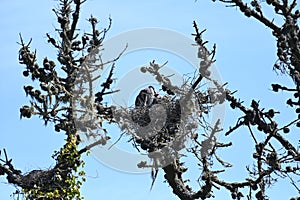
[130,98,183,154]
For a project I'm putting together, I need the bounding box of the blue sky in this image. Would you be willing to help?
[0,0,299,199]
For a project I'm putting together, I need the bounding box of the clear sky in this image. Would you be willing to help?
[0,0,299,199]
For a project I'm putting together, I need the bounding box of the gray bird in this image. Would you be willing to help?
[135,86,158,108]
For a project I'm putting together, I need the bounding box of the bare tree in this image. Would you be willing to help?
[0,0,299,200]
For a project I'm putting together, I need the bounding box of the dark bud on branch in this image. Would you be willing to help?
[20,105,33,119]
[283,127,290,133]
[23,70,29,77]
[271,84,280,92]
